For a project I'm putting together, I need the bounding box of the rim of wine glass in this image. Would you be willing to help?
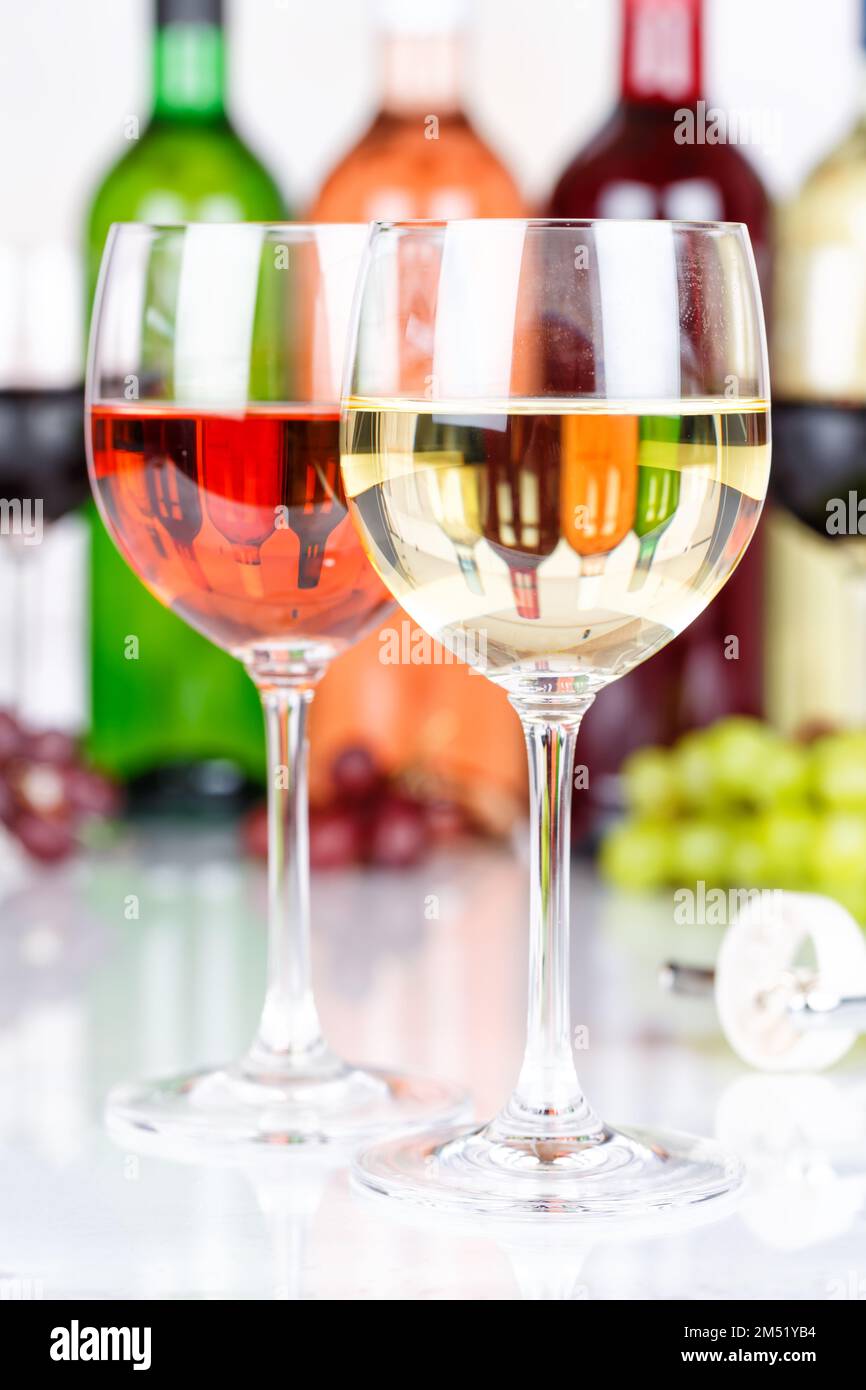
[103,218,749,235]
[368,217,750,232]
[104,221,370,234]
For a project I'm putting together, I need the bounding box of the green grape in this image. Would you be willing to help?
[726,826,773,887]
[811,732,866,809]
[809,811,866,884]
[599,819,670,891]
[706,717,782,806]
[671,730,719,810]
[758,809,817,888]
[621,746,678,818]
[750,740,809,808]
[669,817,731,886]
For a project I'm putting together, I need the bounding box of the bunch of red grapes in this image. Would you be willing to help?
[0,709,121,863]
[243,746,470,871]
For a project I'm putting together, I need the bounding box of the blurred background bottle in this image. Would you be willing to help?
[308,0,524,222]
[770,1,866,736]
[304,0,528,834]
[84,0,288,811]
[0,243,89,729]
[546,0,772,835]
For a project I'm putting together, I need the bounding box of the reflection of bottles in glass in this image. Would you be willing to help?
[481,415,562,622]
[771,7,866,734]
[422,442,485,597]
[141,419,207,588]
[692,413,754,586]
[630,417,682,590]
[199,410,345,592]
[308,0,524,222]
[281,439,345,592]
[547,0,771,750]
[560,414,639,576]
[340,412,413,589]
[84,0,288,796]
[342,400,770,679]
[201,415,284,567]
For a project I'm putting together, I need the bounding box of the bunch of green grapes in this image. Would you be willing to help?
[600,718,866,922]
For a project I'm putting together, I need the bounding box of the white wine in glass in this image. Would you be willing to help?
[343,399,769,682]
[341,219,770,1219]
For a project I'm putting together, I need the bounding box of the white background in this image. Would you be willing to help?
[0,0,860,243]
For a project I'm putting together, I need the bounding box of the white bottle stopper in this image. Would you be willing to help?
[715,891,866,1072]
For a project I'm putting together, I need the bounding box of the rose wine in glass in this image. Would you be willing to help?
[90,406,386,654]
[87,223,468,1148]
[342,219,770,1219]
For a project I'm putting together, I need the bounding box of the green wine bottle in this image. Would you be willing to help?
[84,0,288,803]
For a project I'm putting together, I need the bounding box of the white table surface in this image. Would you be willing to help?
[1,822,864,1301]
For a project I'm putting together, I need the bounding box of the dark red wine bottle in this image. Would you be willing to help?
[549,0,770,276]
[548,0,771,782]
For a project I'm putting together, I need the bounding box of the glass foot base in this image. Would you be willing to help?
[106,1060,469,1151]
[353,1120,744,1221]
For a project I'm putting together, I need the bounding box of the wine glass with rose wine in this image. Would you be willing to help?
[341,218,770,1217]
[86,223,468,1145]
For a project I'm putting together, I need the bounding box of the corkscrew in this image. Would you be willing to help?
[660,892,866,1072]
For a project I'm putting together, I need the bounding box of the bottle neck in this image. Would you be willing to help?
[620,0,703,107]
[379,32,465,115]
[153,20,226,120]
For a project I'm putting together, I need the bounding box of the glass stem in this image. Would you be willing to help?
[244,681,338,1079]
[490,696,603,1144]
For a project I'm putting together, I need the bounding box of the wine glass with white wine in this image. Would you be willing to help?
[341,218,769,1219]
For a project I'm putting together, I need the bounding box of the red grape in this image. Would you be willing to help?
[424,799,468,843]
[23,729,78,766]
[15,813,76,864]
[310,806,366,869]
[241,804,268,860]
[331,746,384,803]
[0,715,123,863]
[7,758,66,817]
[63,766,122,819]
[367,795,428,868]
[0,710,24,764]
[245,803,369,869]
[0,778,17,827]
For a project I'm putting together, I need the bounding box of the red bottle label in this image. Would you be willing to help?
[621,0,702,106]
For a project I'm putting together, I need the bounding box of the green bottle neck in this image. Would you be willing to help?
[153,22,226,121]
